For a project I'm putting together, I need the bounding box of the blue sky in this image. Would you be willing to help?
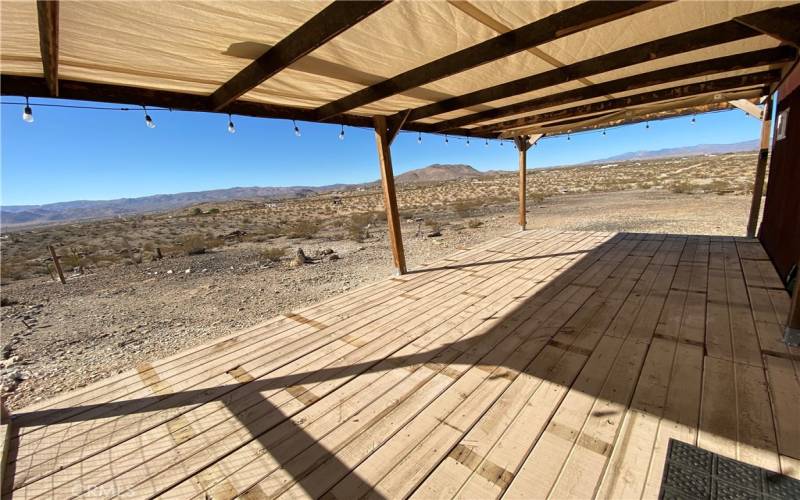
[1,98,761,206]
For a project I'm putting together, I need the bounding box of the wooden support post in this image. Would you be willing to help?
[373,115,407,275]
[517,138,528,230]
[746,94,773,238]
[47,245,66,284]
[512,134,542,231]
[155,247,163,260]
[785,261,800,346]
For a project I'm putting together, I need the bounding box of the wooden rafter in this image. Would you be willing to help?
[734,9,800,48]
[313,1,666,120]
[431,46,796,132]
[209,0,390,111]
[483,70,779,136]
[405,3,800,123]
[36,0,59,97]
[500,89,765,138]
[729,99,764,120]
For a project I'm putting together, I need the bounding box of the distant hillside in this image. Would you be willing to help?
[1,164,483,228]
[0,185,347,226]
[394,164,484,183]
[590,139,759,163]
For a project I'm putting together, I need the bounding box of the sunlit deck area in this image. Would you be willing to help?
[3,229,798,499]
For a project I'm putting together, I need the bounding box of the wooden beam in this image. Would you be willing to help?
[48,245,66,284]
[209,1,389,111]
[502,88,764,138]
[729,98,764,120]
[36,0,59,97]
[0,75,494,139]
[735,9,800,48]
[387,109,411,145]
[373,115,406,275]
[431,46,795,132]
[747,94,774,238]
[487,70,779,136]
[405,4,800,122]
[313,1,666,120]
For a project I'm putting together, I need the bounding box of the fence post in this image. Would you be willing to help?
[47,245,66,284]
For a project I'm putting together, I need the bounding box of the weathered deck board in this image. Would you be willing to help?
[2,230,794,499]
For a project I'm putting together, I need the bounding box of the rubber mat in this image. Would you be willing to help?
[660,439,800,499]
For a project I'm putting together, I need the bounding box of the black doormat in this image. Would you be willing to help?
[660,439,800,499]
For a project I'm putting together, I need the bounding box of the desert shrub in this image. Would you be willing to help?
[1,296,18,307]
[181,234,209,255]
[452,199,482,218]
[287,220,320,239]
[671,181,694,194]
[190,207,203,216]
[425,219,441,232]
[348,213,373,242]
[260,246,287,262]
[467,219,483,229]
[207,208,220,214]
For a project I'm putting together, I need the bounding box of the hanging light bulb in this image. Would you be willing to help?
[417,132,422,144]
[602,129,607,137]
[691,115,696,124]
[293,120,301,137]
[645,121,650,129]
[500,139,504,147]
[227,113,236,134]
[466,138,470,147]
[143,106,155,129]
[485,138,489,147]
[22,97,33,123]
[445,134,449,145]
[567,133,571,141]
[338,124,345,141]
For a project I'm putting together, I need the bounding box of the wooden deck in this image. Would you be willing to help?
[3,230,799,499]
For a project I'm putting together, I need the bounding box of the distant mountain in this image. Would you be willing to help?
[1,164,484,228]
[590,139,759,163]
[394,164,484,183]
[0,185,348,227]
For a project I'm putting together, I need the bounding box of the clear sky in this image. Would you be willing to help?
[1,98,762,206]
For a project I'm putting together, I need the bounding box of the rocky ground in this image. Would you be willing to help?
[1,188,756,409]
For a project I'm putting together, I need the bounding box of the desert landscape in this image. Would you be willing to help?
[0,151,763,409]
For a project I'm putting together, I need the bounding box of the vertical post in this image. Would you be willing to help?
[513,134,541,231]
[518,139,527,231]
[373,115,407,275]
[785,261,800,346]
[47,245,66,284]
[156,247,163,260]
[746,94,774,238]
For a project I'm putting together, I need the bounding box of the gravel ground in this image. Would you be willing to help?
[0,190,754,409]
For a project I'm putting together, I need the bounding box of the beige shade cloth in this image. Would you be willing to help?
[0,0,795,131]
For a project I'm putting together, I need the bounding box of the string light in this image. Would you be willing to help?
[645,121,650,129]
[22,97,33,123]
[567,133,571,141]
[500,139,504,146]
[143,105,155,129]
[338,124,345,141]
[293,120,301,137]
[417,132,422,144]
[602,129,607,137]
[466,138,470,147]
[227,113,236,134]
[691,114,696,124]
[445,134,449,145]
[484,138,489,147]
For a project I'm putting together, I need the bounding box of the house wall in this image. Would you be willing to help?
[759,64,800,282]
